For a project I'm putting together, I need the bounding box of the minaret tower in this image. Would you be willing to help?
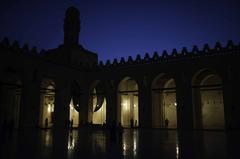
[63,7,80,46]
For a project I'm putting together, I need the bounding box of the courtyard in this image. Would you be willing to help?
[1,128,239,159]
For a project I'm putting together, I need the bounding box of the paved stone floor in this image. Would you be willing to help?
[0,128,239,159]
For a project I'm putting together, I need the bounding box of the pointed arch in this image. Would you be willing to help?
[88,80,107,125]
[151,73,177,128]
[117,77,139,128]
[69,81,81,128]
[0,76,22,129]
[192,69,225,129]
[39,79,55,128]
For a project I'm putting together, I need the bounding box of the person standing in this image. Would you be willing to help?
[165,118,169,128]
[45,118,48,130]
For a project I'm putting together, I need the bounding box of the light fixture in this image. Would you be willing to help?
[174,102,177,106]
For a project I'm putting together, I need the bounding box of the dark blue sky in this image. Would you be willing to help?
[0,0,240,62]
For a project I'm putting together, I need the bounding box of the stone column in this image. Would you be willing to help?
[19,76,40,128]
[0,83,3,128]
[175,72,193,130]
[79,87,90,126]
[106,81,117,127]
[53,80,71,128]
[138,76,152,128]
[222,66,240,129]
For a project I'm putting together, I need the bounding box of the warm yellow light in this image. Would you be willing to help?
[47,104,51,113]
[133,138,137,151]
[123,142,126,151]
[122,102,128,110]
[133,137,137,156]
[67,138,75,150]
[174,102,177,106]
[176,143,179,159]
[51,105,54,112]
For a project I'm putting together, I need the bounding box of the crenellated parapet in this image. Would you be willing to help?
[98,40,240,68]
[1,37,239,70]
[0,37,46,56]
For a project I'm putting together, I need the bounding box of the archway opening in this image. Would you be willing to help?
[152,74,177,128]
[69,98,79,128]
[69,81,81,128]
[192,70,225,129]
[92,88,106,125]
[0,79,22,129]
[118,77,138,128]
[39,80,55,128]
[88,81,107,126]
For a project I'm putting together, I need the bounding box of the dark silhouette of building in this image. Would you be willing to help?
[0,6,240,131]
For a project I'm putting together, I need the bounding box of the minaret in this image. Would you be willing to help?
[63,7,80,46]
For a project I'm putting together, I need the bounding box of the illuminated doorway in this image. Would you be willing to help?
[92,88,106,125]
[192,70,225,129]
[118,77,138,128]
[152,74,177,128]
[39,80,55,128]
[69,98,79,128]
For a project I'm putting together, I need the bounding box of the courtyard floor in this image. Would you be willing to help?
[0,128,239,159]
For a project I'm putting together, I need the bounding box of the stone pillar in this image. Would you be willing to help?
[87,93,93,124]
[222,66,240,129]
[106,81,117,127]
[53,80,71,128]
[138,77,152,128]
[0,83,3,129]
[175,72,193,130]
[19,76,40,128]
[79,88,89,126]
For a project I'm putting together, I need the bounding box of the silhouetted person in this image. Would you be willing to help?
[130,119,134,128]
[45,118,48,130]
[102,122,106,129]
[134,120,137,127]
[165,118,169,128]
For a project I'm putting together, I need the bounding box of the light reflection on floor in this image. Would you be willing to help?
[0,129,239,159]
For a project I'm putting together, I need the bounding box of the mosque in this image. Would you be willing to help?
[0,7,240,131]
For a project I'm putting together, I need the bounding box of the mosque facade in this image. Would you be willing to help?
[1,7,240,130]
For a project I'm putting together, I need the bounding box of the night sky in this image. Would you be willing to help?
[0,0,240,62]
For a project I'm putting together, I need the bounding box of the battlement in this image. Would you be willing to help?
[98,40,240,68]
[1,37,239,70]
[0,37,46,55]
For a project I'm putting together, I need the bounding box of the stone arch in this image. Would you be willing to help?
[151,73,177,128]
[68,81,81,128]
[117,76,139,128]
[39,79,56,128]
[88,80,107,125]
[192,68,225,129]
[0,75,22,129]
